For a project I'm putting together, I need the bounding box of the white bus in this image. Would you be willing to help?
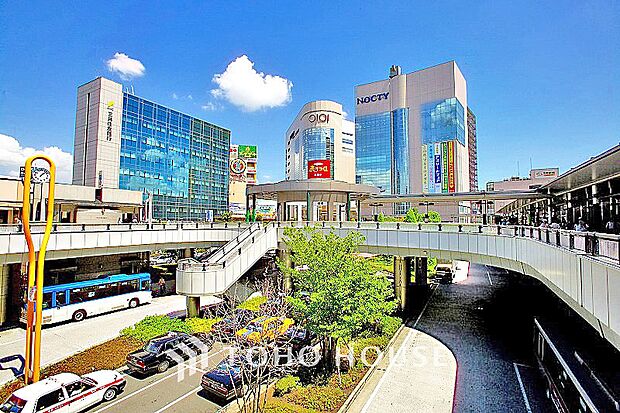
[23,273,152,324]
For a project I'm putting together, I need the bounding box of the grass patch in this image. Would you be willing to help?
[236,295,267,312]
[120,315,191,341]
[185,317,221,334]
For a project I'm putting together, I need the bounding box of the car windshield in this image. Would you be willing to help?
[144,342,162,353]
[1,395,27,413]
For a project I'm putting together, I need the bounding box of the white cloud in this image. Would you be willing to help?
[187,94,193,100]
[211,55,292,112]
[342,110,349,119]
[201,102,218,111]
[0,133,73,183]
[106,52,145,80]
[172,92,179,100]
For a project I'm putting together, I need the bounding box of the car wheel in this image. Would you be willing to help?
[102,387,117,402]
[157,360,170,373]
[72,310,86,322]
[129,298,139,308]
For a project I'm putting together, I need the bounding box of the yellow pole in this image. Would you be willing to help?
[22,160,36,385]
[21,155,55,383]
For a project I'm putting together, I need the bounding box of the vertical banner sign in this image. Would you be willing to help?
[427,144,435,193]
[434,143,442,193]
[441,142,449,193]
[421,145,428,193]
[448,141,455,193]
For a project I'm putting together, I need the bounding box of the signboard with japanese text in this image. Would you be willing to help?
[308,160,331,179]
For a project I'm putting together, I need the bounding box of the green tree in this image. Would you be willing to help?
[278,227,396,369]
[427,210,441,223]
[403,208,423,223]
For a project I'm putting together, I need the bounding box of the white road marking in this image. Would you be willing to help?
[91,348,227,413]
[513,362,533,413]
[152,385,202,413]
[486,268,493,286]
[360,285,437,413]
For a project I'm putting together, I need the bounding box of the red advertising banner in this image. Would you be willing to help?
[308,159,331,179]
[448,141,455,193]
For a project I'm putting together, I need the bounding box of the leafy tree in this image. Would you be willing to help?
[278,227,396,370]
[403,208,423,223]
[427,210,441,223]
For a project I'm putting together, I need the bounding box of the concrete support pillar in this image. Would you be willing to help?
[183,248,193,259]
[356,199,361,221]
[393,256,409,311]
[0,264,9,325]
[277,249,293,292]
[186,296,200,318]
[297,204,303,222]
[415,257,428,286]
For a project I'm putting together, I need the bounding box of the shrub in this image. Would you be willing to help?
[236,295,267,312]
[274,375,300,396]
[264,399,318,413]
[185,317,221,334]
[285,385,346,412]
[380,316,402,337]
[120,315,191,342]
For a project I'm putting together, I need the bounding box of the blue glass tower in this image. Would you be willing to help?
[119,93,230,220]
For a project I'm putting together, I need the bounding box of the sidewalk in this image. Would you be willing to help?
[0,295,206,386]
[343,324,457,413]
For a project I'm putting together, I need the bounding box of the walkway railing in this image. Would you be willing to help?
[276,221,620,265]
[0,221,253,234]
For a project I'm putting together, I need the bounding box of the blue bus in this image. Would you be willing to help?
[23,273,152,324]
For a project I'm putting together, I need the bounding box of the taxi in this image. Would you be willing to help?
[235,316,295,344]
[1,370,125,413]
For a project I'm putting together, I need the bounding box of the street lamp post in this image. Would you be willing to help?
[419,201,435,222]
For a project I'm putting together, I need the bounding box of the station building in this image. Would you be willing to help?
[72,77,231,221]
[355,62,474,219]
[285,100,355,183]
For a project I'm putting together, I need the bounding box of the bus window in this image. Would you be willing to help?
[42,293,52,310]
[55,291,67,307]
[119,281,138,295]
[141,279,151,291]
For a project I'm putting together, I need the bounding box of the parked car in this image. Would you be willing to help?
[200,355,260,400]
[435,264,454,284]
[1,371,125,413]
[276,326,318,353]
[211,309,255,341]
[235,316,295,345]
[126,331,212,375]
[150,254,176,265]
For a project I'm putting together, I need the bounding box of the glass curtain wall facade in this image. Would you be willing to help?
[301,127,334,178]
[355,112,392,192]
[120,93,229,220]
[355,109,410,205]
[421,98,465,145]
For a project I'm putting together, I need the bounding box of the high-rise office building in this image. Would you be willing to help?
[73,77,230,220]
[467,108,478,191]
[285,100,355,183]
[355,62,472,216]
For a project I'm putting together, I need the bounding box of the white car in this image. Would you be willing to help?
[1,370,125,413]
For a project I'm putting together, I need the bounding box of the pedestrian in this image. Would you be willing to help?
[549,221,561,230]
[605,219,618,234]
[158,276,166,296]
[574,218,588,232]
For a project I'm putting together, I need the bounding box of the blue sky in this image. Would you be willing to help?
[1,0,618,185]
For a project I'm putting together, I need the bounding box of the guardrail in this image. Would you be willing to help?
[275,221,620,265]
[0,221,253,234]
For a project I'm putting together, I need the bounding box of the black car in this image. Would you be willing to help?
[201,355,260,400]
[276,326,318,352]
[126,331,212,375]
[211,309,255,341]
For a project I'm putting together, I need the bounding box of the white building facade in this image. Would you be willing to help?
[285,100,355,183]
